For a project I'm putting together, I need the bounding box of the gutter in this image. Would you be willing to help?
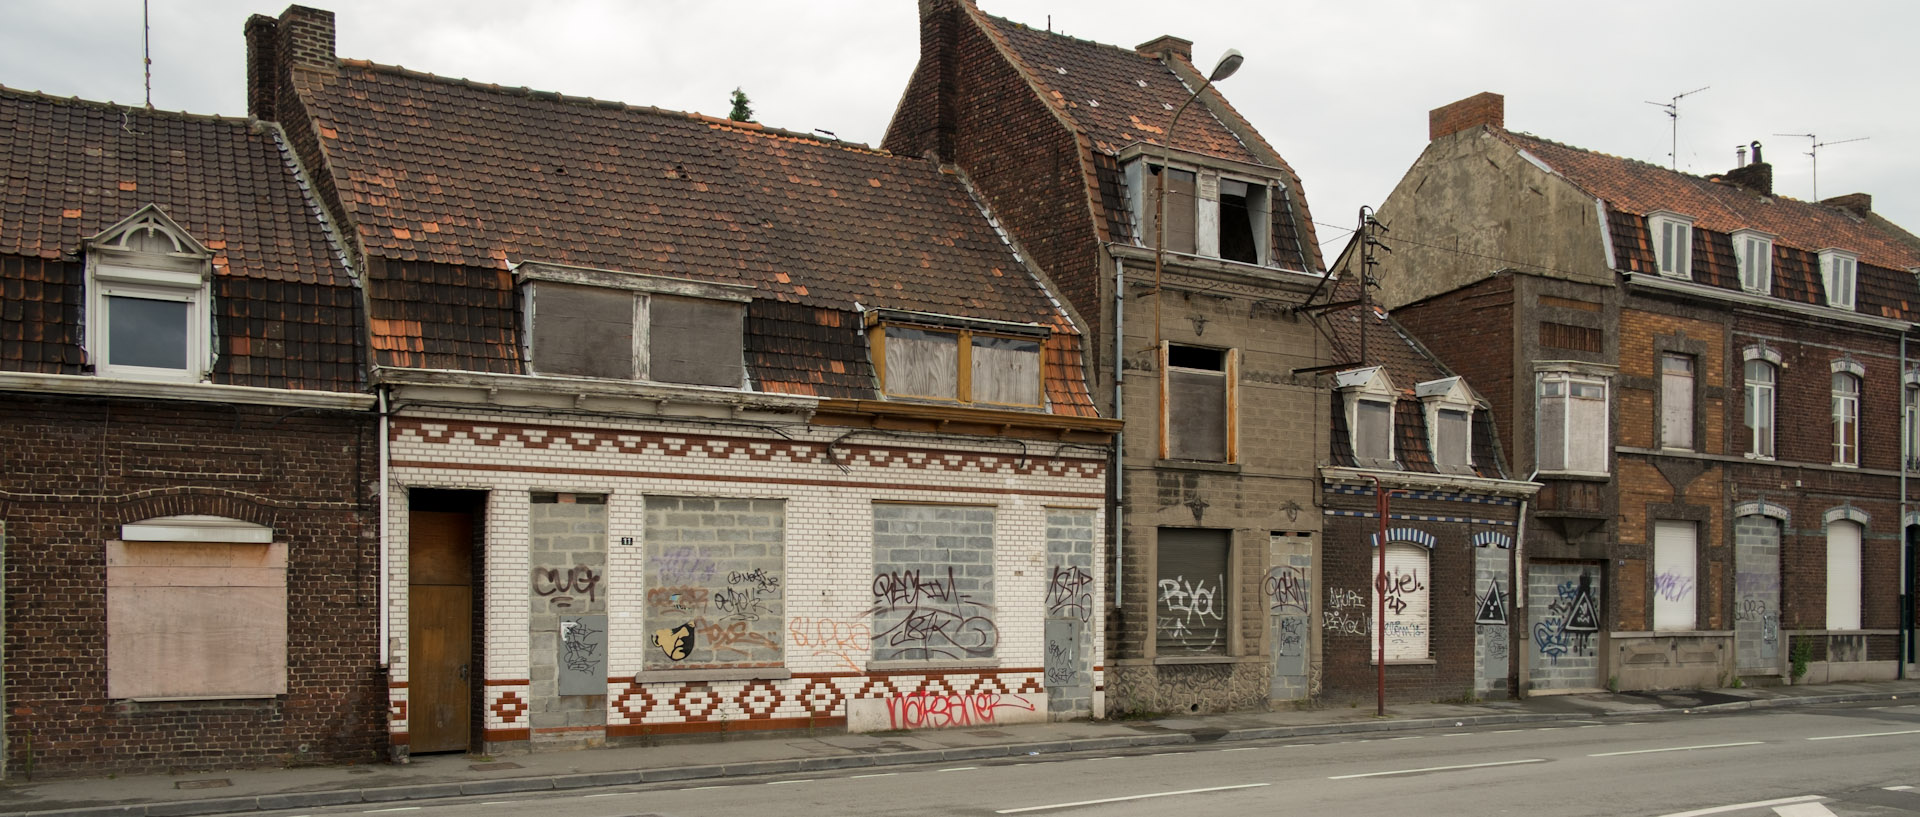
[1621,272,1912,332]
[0,371,375,410]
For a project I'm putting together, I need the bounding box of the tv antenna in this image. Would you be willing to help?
[1772,133,1870,202]
[142,0,153,108]
[1645,86,1709,169]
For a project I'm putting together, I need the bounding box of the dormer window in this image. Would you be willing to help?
[518,262,748,387]
[1417,376,1476,474]
[1820,248,1858,310]
[868,310,1046,409]
[84,206,215,382]
[1124,154,1277,267]
[1648,211,1693,279]
[1733,229,1774,295]
[1337,366,1397,468]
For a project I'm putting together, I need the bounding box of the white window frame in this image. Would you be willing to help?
[1832,360,1863,467]
[1537,370,1611,476]
[83,206,215,383]
[1417,376,1476,474]
[1905,369,1920,471]
[1337,366,1397,467]
[1123,153,1279,268]
[1648,211,1694,280]
[1661,353,1695,451]
[1824,515,1863,631]
[1743,348,1780,460]
[516,262,752,388]
[1733,229,1774,295]
[1820,248,1858,310]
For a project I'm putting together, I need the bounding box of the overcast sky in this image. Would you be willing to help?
[4,1,1916,259]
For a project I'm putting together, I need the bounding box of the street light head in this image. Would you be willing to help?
[1208,49,1244,83]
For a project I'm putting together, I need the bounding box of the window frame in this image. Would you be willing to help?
[1124,152,1281,268]
[1819,248,1859,310]
[1905,369,1920,471]
[1416,376,1477,475]
[1536,370,1611,476]
[1733,229,1775,295]
[1831,362,1862,467]
[1652,520,1698,632]
[1744,355,1777,460]
[1160,342,1240,463]
[1648,211,1695,280]
[1337,366,1398,467]
[517,262,751,388]
[1660,353,1696,451]
[1371,539,1432,662]
[83,206,215,383]
[867,315,1049,409]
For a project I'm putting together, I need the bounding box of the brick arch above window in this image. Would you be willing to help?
[1824,504,1870,528]
[1369,527,1437,549]
[1742,344,1782,366]
[111,490,281,531]
[1831,357,1865,378]
[1471,531,1512,549]
[1733,501,1791,524]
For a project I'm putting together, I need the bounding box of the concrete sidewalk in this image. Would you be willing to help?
[5,680,1916,817]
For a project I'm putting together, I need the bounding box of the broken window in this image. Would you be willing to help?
[872,321,1045,408]
[1538,372,1609,474]
[1136,161,1271,265]
[1162,343,1236,462]
[107,517,286,699]
[1155,527,1230,656]
[521,267,747,387]
[1661,353,1695,450]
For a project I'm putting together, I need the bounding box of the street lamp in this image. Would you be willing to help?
[1152,48,1243,352]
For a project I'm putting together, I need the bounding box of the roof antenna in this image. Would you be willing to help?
[1771,132,1870,202]
[142,0,153,108]
[1644,85,1708,170]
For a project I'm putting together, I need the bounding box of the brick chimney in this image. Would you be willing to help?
[1429,92,1504,141]
[1721,144,1773,195]
[1135,35,1193,62]
[1823,193,1872,217]
[246,5,336,122]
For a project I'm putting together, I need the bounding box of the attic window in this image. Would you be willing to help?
[1733,229,1774,295]
[1337,366,1397,468]
[868,313,1046,409]
[84,206,214,383]
[1819,248,1858,310]
[518,263,749,388]
[1648,211,1693,279]
[1134,161,1273,266]
[1417,376,1475,475]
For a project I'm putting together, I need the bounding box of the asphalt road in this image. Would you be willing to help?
[254,701,1920,817]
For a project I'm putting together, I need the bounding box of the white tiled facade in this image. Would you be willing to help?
[385,406,1107,747]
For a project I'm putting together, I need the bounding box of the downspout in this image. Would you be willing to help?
[1513,469,1537,697]
[1113,257,1126,608]
[1903,333,1912,678]
[378,385,392,668]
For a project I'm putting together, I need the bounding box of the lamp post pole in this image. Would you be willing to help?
[1151,49,1242,354]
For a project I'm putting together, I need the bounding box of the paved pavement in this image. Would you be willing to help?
[4,679,1917,817]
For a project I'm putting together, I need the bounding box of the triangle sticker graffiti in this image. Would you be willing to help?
[1475,580,1507,625]
[1564,577,1600,633]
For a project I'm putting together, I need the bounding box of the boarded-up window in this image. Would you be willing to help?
[1662,354,1694,450]
[1434,408,1472,471]
[1148,166,1197,254]
[1156,528,1229,655]
[1539,373,1608,474]
[650,295,745,387]
[871,504,996,662]
[530,282,635,379]
[970,335,1042,406]
[1653,520,1697,631]
[1164,344,1235,462]
[107,534,287,699]
[1371,542,1430,661]
[1826,520,1861,630]
[1353,399,1393,461]
[883,326,960,399]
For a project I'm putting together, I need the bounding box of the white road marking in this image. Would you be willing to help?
[1567,720,1604,725]
[1590,741,1764,757]
[1579,724,1605,728]
[1443,733,1471,737]
[1492,729,1524,733]
[1389,736,1421,741]
[1884,785,1915,791]
[1328,758,1547,779]
[937,766,977,772]
[849,772,898,779]
[363,809,421,814]
[995,783,1270,814]
[584,792,636,798]
[766,779,814,785]
[1806,729,1920,741]
[1772,803,1838,817]
[684,786,726,791]
[1652,794,1824,817]
[1218,747,1257,752]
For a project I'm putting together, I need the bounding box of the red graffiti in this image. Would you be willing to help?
[883,690,1035,730]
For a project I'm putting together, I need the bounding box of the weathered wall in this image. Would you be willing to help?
[1044,509,1097,716]
[527,499,607,749]
[1528,561,1604,690]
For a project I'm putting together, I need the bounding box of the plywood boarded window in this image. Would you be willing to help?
[1147,166,1197,254]
[1661,354,1695,450]
[1652,520,1697,631]
[1826,520,1862,630]
[1371,542,1430,661]
[1353,399,1393,461]
[530,281,636,379]
[650,294,744,387]
[1161,344,1237,462]
[527,281,744,386]
[1434,408,1471,470]
[106,528,286,699]
[874,324,1044,408]
[1155,528,1229,655]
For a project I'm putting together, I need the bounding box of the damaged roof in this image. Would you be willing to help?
[0,86,363,391]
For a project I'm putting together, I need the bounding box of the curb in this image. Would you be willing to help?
[14,692,1906,817]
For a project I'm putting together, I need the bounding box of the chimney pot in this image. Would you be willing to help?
[1428,92,1504,142]
[1736,145,1747,167]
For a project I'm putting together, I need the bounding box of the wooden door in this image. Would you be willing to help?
[409,510,473,753]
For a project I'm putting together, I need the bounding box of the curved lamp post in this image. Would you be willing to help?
[1152,48,1243,352]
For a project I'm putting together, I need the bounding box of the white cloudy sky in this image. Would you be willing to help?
[4,1,1917,258]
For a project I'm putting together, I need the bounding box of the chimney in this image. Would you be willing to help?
[1429,92,1504,141]
[1736,144,1747,167]
[1823,193,1873,217]
[246,5,336,123]
[1135,35,1193,62]
[906,0,967,163]
[1721,140,1772,195]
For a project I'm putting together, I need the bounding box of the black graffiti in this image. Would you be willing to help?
[712,584,777,623]
[561,620,603,673]
[870,565,999,660]
[1045,565,1094,622]
[532,565,601,611]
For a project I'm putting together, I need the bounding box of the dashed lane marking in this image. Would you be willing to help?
[849,773,898,779]
[1806,729,1920,741]
[1590,741,1764,757]
[995,783,1270,814]
[1652,795,1824,817]
[1328,758,1547,779]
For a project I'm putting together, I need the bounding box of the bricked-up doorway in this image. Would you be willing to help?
[409,490,485,754]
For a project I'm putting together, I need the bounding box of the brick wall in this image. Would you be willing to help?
[1391,276,1515,458]
[1428,92,1505,142]
[1,394,382,778]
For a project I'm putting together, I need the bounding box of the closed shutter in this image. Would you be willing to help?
[1371,543,1429,661]
[1826,521,1862,630]
[649,295,744,387]
[1568,380,1608,472]
[1653,520,1697,631]
[1156,528,1229,655]
[531,282,635,379]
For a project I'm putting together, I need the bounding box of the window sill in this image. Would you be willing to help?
[1611,630,1732,638]
[1367,658,1437,667]
[121,693,279,702]
[1830,462,1859,469]
[1537,471,1610,482]
[868,658,999,672]
[1151,655,1242,666]
[632,667,791,684]
[1744,453,1776,462]
[1155,459,1241,474]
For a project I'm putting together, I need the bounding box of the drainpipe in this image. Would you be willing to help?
[378,385,392,668]
[1113,257,1126,609]
[1903,333,1912,678]
[1512,481,1533,697]
[1368,474,1389,717]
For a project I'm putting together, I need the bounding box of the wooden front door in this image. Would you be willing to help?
[408,510,473,753]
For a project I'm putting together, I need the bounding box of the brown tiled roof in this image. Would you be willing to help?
[1501,130,1920,289]
[0,87,363,391]
[293,62,1095,415]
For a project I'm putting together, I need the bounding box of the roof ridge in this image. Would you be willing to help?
[337,60,895,157]
[976,11,1159,61]
[0,83,256,128]
[1501,127,1836,213]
